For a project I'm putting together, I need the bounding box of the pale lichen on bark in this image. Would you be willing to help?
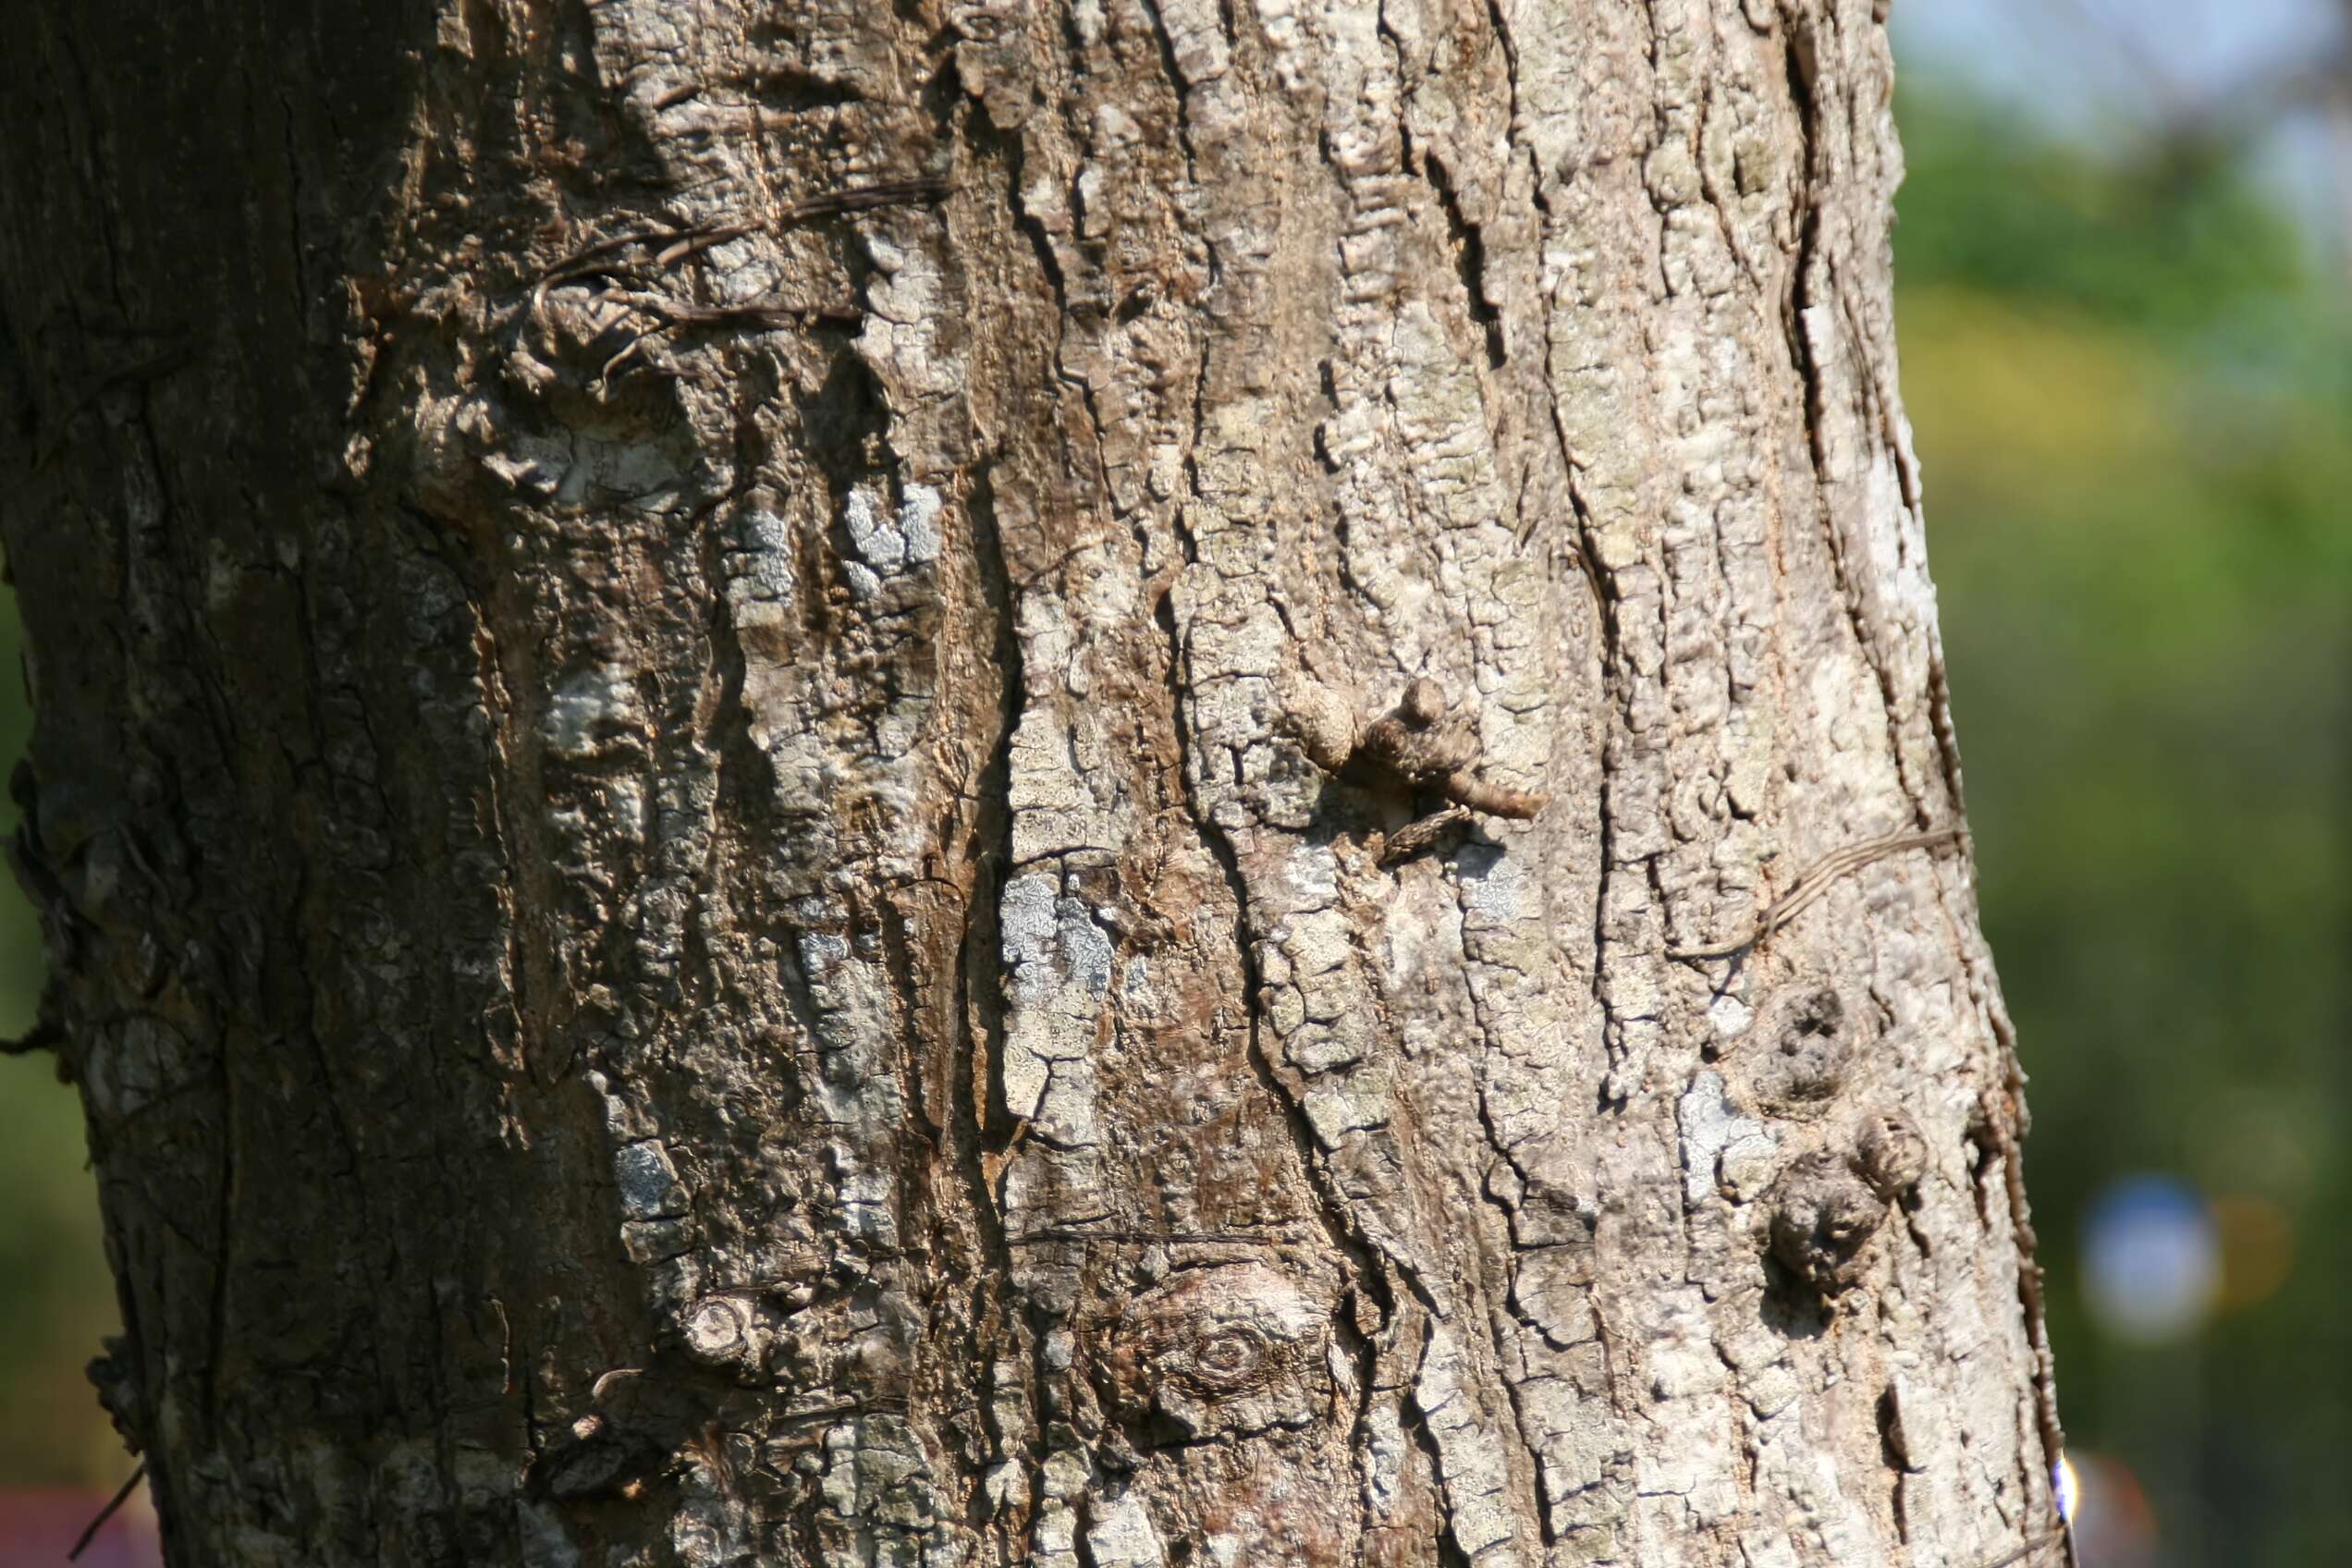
[0,0,2064,1564]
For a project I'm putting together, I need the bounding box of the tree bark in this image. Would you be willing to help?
[0,2,2067,1564]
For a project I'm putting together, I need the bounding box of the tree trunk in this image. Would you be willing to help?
[0,1,2068,1563]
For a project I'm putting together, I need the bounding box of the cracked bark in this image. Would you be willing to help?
[0,1,2066,1564]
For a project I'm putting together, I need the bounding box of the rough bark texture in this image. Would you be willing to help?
[0,1,2067,1564]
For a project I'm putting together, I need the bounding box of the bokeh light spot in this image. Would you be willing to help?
[2081,1173,2221,1343]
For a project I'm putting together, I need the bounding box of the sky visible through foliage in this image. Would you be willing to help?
[0,12,2346,1566]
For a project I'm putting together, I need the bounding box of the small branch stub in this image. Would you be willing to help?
[1279,674,1547,862]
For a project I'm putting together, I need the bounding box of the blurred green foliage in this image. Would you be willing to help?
[0,604,123,1490]
[1896,88,2352,1565]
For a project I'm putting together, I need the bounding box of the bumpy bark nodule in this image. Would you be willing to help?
[0,1,2067,1563]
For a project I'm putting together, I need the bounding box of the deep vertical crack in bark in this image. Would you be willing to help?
[1782,28,1927,822]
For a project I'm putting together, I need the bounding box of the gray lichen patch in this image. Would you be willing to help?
[1677,1070,1782,1209]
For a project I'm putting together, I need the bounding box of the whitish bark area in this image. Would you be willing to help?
[0,1,2064,1564]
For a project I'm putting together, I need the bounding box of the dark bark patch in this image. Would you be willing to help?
[1763,1149,1886,1301]
[1740,981,1854,1113]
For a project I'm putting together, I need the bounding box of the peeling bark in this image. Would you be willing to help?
[0,1,2066,1564]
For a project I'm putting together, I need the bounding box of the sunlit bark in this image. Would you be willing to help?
[0,2,2066,1562]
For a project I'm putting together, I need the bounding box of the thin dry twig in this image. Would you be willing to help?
[68,1462,146,1562]
[1665,827,1967,962]
[1006,1228,1297,1246]
[527,178,949,388]
[531,177,948,308]
[0,1018,59,1055]
[1377,804,1472,867]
